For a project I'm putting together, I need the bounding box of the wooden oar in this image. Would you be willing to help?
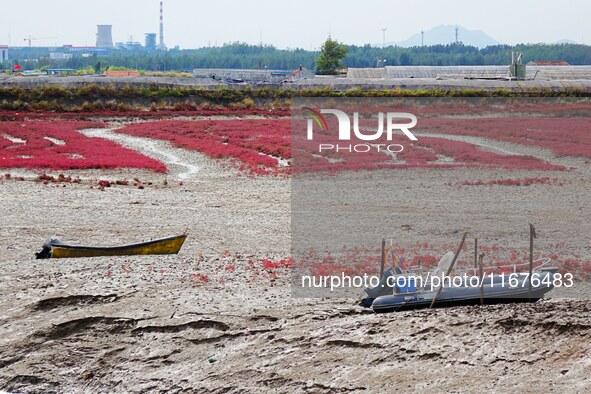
[528,224,536,300]
[479,253,485,305]
[429,232,468,309]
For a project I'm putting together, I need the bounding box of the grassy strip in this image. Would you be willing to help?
[0,84,589,102]
[0,84,588,113]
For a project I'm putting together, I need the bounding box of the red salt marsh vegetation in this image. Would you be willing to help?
[415,137,565,170]
[293,130,566,173]
[0,121,166,172]
[296,242,591,281]
[417,117,591,159]
[110,117,566,176]
[115,119,291,175]
[1,104,589,176]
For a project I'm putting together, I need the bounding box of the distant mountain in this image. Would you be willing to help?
[387,25,500,48]
[554,39,578,44]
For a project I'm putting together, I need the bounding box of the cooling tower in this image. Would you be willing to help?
[96,25,114,49]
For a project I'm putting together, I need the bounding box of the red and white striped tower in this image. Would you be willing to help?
[158,1,166,50]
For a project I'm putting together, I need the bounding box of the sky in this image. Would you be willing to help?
[1,0,590,49]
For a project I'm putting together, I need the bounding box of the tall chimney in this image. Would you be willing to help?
[159,1,166,50]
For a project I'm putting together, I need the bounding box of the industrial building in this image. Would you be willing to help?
[95,1,165,52]
[115,41,143,51]
[45,68,76,75]
[62,45,108,56]
[193,68,315,84]
[346,65,591,81]
[96,25,114,49]
[7,1,165,54]
[0,45,8,63]
[145,33,157,50]
[49,52,73,60]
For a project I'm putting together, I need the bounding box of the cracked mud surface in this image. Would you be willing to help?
[1,123,590,393]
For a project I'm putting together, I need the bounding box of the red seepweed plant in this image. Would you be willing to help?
[418,117,591,159]
[115,119,291,175]
[0,121,166,172]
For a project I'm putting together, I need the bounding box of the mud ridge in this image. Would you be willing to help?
[133,319,230,334]
[31,316,139,340]
[325,339,382,349]
[31,294,120,311]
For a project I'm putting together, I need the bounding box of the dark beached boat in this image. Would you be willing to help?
[361,261,558,313]
[35,234,187,259]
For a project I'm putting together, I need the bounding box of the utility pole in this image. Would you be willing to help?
[455,26,459,44]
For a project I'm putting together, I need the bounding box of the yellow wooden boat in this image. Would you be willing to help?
[35,234,187,259]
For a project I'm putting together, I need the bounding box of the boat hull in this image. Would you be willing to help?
[38,234,187,259]
[371,272,555,313]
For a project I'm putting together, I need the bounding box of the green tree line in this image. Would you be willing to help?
[3,42,591,72]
